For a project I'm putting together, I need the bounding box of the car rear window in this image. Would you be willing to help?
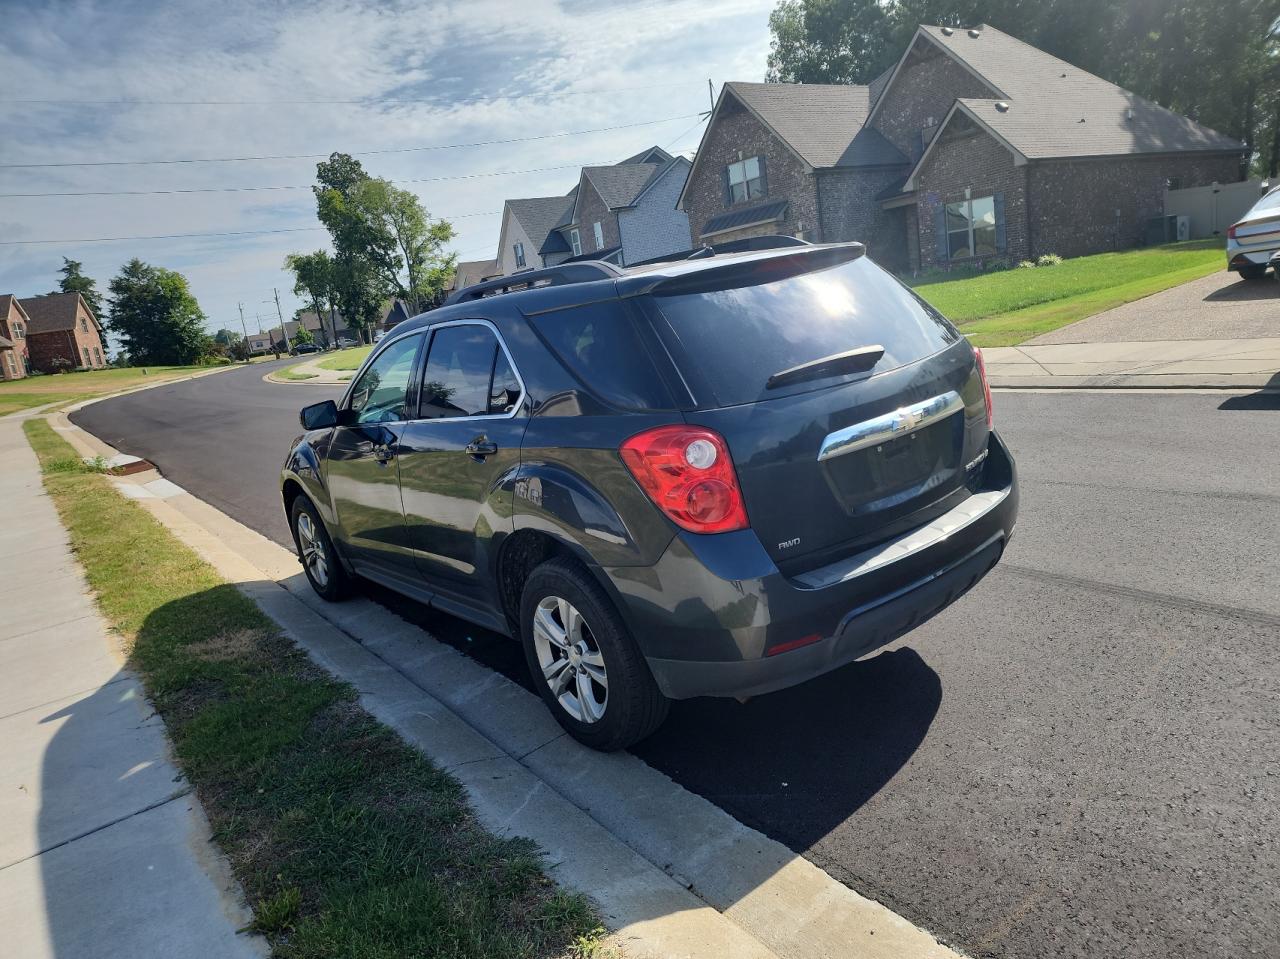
[646,256,961,408]
[528,301,675,410]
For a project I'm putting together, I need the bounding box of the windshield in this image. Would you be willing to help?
[646,255,961,408]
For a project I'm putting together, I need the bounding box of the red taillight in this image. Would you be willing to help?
[974,348,994,429]
[1227,223,1239,240]
[619,425,748,534]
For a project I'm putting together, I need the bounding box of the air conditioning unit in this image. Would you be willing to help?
[1145,214,1190,245]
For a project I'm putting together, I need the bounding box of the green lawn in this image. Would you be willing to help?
[910,240,1225,347]
[0,365,209,416]
[22,418,603,959]
[276,365,319,381]
[317,346,372,371]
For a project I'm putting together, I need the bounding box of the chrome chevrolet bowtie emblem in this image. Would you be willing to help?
[892,408,922,432]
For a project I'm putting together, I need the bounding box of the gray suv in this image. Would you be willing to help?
[281,240,1018,749]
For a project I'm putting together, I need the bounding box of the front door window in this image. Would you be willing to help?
[348,334,422,424]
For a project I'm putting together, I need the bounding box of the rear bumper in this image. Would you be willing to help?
[605,431,1018,699]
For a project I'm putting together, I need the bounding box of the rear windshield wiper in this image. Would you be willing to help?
[766,345,885,390]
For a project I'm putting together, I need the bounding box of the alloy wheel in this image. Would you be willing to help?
[532,595,608,723]
[295,512,329,588]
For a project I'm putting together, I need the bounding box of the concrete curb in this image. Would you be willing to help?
[989,374,1280,390]
[1,362,249,422]
[54,410,966,959]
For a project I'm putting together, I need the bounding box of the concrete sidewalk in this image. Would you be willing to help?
[0,416,264,959]
[984,336,1280,389]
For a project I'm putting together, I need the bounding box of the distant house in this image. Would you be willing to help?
[266,310,352,352]
[447,259,500,296]
[17,292,107,372]
[492,146,693,276]
[0,295,32,380]
[382,299,413,333]
[246,332,274,356]
[679,24,1244,271]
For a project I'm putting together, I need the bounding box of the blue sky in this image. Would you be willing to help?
[0,0,774,340]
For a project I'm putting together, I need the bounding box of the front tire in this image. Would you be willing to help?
[290,495,351,601]
[520,559,669,751]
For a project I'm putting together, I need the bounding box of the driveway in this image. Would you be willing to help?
[1030,270,1280,344]
[69,364,1280,959]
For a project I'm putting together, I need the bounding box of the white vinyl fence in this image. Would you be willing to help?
[1163,179,1270,238]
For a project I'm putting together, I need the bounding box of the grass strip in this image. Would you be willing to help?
[22,418,604,959]
[911,240,1225,347]
[0,365,209,415]
[317,346,372,371]
[276,366,320,381]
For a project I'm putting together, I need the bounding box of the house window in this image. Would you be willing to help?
[513,241,526,269]
[94,346,102,365]
[80,317,88,332]
[5,353,15,376]
[82,346,91,366]
[569,228,582,257]
[593,222,604,251]
[14,323,23,339]
[945,195,997,260]
[726,156,765,204]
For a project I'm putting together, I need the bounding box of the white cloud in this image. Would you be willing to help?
[0,0,774,330]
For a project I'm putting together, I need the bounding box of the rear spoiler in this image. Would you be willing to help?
[619,243,866,299]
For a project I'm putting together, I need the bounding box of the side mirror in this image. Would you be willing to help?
[300,399,339,430]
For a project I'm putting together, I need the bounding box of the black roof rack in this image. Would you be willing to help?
[626,234,810,269]
[445,261,623,305]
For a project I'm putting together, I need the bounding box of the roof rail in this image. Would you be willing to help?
[445,261,623,305]
[626,234,811,269]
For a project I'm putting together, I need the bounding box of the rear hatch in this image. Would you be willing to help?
[633,248,991,573]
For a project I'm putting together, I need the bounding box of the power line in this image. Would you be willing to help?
[0,162,605,199]
[0,226,328,246]
[0,112,702,169]
[0,81,696,108]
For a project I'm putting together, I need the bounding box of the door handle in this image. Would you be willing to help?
[465,438,498,458]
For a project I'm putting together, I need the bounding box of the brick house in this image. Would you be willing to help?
[492,147,693,276]
[18,292,107,372]
[680,24,1245,272]
[0,295,33,380]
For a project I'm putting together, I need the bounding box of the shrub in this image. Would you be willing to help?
[50,357,74,374]
[1016,260,1036,269]
[984,258,1013,272]
[1036,253,1063,267]
[197,355,233,367]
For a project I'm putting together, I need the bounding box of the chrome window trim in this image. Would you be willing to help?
[412,317,528,423]
[816,390,964,462]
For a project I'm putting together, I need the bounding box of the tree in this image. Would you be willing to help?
[293,324,315,347]
[765,0,1280,174]
[284,250,339,347]
[311,151,456,317]
[107,259,212,365]
[49,257,104,320]
[213,328,239,346]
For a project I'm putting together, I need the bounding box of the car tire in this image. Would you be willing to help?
[290,495,351,602]
[1237,263,1269,280]
[520,558,669,751]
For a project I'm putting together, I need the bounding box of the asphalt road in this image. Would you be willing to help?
[71,363,1280,959]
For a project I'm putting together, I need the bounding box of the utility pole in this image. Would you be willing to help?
[708,78,715,113]
[271,288,292,353]
[237,302,250,363]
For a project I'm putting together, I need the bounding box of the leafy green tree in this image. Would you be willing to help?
[213,328,239,346]
[313,154,388,343]
[293,324,315,346]
[106,259,212,365]
[49,257,105,320]
[284,250,339,347]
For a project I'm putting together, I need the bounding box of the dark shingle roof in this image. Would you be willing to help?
[507,196,576,252]
[0,335,13,349]
[617,145,672,165]
[539,231,571,255]
[727,82,907,169]
[582,163,663,209]
[18,292,98,334]
[702,199,789,236]
[920,24,1243,158]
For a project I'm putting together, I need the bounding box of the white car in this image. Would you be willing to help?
[1227,184,1280,280]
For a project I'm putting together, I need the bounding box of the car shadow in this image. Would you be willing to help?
[632,646,941,853]
[1203,277,1279,302]
[1219,371,1280,410]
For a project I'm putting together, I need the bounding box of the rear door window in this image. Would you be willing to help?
[646,256,960,408]
[417,323,524,418]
